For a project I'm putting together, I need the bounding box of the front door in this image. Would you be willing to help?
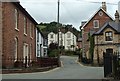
[106,48,113,55]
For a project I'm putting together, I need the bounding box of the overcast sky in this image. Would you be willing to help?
[19,0,119,30]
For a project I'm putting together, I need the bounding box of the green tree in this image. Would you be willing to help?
[88,33,94,63]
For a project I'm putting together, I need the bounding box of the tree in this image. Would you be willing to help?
[48,43,59,57]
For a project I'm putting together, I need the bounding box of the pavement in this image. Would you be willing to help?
[2,55,104,79]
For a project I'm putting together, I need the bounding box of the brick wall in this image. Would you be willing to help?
[0,2,2,70]
[2,2,36,68]
[82,9,113,59]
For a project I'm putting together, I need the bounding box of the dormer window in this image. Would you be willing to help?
[93,20,99,28]
[105,31,113,41]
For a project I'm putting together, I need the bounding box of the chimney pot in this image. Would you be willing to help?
[102,2,107,11]
[115,10,119,23]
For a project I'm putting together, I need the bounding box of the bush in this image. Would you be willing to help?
[48,49,59,57]
[64,50,76,56]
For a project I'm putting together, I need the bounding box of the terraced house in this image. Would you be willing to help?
[48,30,77,51]
[1,2,37,68]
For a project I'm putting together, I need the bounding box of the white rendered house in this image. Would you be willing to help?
[36,28,47,57]
[48,31,77,51]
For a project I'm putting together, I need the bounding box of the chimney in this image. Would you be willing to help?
[118,1,120,18]
[102,2,107,12]
[115,10,119,23]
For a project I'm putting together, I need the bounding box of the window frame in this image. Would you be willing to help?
[14,37,18,61]
[50,34,54,39]
[93,20,99,28]
[105,31,113,42]
[24,17,27,35]
[15,9,19,31]
[67,33,71,38]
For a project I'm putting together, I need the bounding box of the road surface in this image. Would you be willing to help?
[2,56,104,79]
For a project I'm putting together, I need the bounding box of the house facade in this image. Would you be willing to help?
[36,28,47,58]
[93,11,120,64]
[80,2,113,59]
[48,31,77,51]
[48,32,58,45]
[1,2,37,68]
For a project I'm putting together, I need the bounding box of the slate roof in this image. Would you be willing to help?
[80,8,113,30]
[94,21,120,35]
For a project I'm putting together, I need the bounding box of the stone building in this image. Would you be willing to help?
[93,10,120,64]
[80,2,113,59]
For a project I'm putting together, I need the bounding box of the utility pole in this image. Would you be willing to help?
[57,0,61,67]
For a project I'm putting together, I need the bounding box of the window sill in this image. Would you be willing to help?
[15,28,19,32]
[94,27,99,28]
[30,37,33,39]
[105,41,113,43]
[24,33,27,36]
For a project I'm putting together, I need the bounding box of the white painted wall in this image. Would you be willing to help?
[64,31,77,51]
[36,29,44,57]
[48,31,77,51]
[48,32,58,45]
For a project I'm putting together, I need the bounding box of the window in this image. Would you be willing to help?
[105,31,113,41]
[29,44,32,62]
[23,43,29,63]
[15,9,19,30]
[50,34,53,39]
[24,17,27,35]
[99,11,103,16]
[14,37,18,61]
[67,33,71,38]
[30,23,32,37]
[67,40,71,45]
[37,31,39,42]
[30,23,34,38]
[93,20,99,28]
[37,44,39,57]
[43,48,47,56]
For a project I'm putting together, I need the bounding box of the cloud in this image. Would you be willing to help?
[20,0,118,30]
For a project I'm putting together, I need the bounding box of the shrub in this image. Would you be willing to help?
[48,49,59,57]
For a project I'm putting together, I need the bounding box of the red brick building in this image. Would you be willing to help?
[80,2,113,59]
[1,2,38,68]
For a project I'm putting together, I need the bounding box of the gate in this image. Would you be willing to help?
[103,52,112,77]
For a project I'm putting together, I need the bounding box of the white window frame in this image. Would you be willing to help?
[15,9,19,31]
[23,43,29,63]
[67,33,71,38]
[105,31,113,42]
[14,38,18,62]
[50,34,54,39]
[29,44,32,62]
[93,20,99,28]
[24,17,27,35]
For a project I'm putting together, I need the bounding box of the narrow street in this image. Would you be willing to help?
[2,56,104,79]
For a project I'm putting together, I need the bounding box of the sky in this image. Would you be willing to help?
[19,0,119,30]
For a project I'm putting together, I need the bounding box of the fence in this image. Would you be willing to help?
[2,57,59,69]
[103,52,120,79]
